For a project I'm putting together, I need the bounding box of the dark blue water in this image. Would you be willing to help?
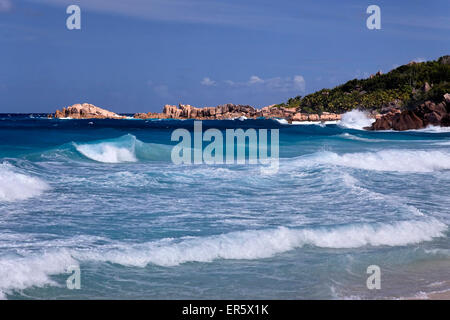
[1,112,449,299]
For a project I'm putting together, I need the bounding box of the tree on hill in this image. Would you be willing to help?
[276,55,450,114]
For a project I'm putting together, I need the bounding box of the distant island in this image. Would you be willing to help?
[52,55,450,130]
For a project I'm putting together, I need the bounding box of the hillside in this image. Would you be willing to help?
[276,55,450,114]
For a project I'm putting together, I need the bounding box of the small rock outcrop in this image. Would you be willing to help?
[54,103,124,119]
[366,94,450,131]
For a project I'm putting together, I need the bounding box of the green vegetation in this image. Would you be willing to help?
[276,55,450,114]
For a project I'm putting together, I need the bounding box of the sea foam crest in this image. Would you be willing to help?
[0,163,50,202]
[0,250,77,299]
[73,134,171,163]
[293,149,450,172]
[74,135,138,163]
[0,219,445,297]
[74,219,446,267]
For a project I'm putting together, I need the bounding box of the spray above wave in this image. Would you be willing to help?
[292,149,450,173]
[0,163,50,202]
[339,110,375,130]
[73,134,171,163]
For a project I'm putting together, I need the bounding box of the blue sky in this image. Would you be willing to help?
[0,0,449,113]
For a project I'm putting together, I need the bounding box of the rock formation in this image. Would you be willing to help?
[132,103,341,122]
[366,94,450,130]
[51,102,342,122]
[53,103,124,119]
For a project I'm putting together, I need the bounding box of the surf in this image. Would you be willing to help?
[290,149,450,173]
[73,134,172,163]
[0,163,50,202]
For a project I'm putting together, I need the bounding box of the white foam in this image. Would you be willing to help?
[74,219,446,267]
[290,120,338,125]
[74,137,137,163]
[274,118,288,125]
[434,141,450,146]
[0,219,445,297]
[410,125,450,133]
[295,149,450,172]
[338,133,386,142]
[338,110,375,130]
[0,250,78,299]
[0,163,50,202]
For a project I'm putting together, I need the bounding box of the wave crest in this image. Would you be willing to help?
[0,250,77,299]
[75,219,446,267]
[74,135,138,163]
[73,134,171,163]
[292,149,450,172]
[0,219,445,297]
[0,163,50,202]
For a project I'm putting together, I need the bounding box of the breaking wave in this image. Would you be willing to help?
[292,149,450,173]
[0,251,77,299]
[73,134,171,163]
[0,163,50,202]
[0,219,445,298]
[76,219,446,267]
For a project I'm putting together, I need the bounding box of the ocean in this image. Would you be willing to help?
[0,111,449,299]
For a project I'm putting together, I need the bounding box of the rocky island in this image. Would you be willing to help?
[52,55,449,130]
[53,103,125,119]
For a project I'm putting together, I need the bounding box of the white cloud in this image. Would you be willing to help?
[148,81,172,98]
[292,75,306,91]
[412,57,426,63]
[153,84,171,98]
[27,0,296,29]
[224,75,306,93]
[248,75,264,84]
[0,0,12,12]
[201,77,216,86]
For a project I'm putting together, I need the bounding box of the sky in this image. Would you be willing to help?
[0,0,449,113]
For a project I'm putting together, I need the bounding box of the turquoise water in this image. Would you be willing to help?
[0,113,449,299]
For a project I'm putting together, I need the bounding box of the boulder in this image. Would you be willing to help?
[441,114,450,127]
[391,111,423,131]
[292,113,309,121]
[367,94,449,130]
[380,99,402,114]
[444,93,450,104]
[54,103,123,119]
[163,105,179,118]
[320,112,341,121]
